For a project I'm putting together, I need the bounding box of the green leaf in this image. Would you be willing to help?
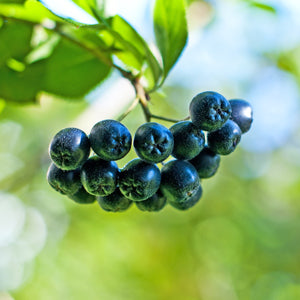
[0,1,61,23]
[37,0,95,26]
[43,39,111,98]
[105,16,146,71]
[71,0,96,15]
[0,61,44,103]
[0,18,43,103]
[91,14,162,89]
[70,0,105,17]
[0,37,112,102]
[111,16,162,88]
[0,0,25,4]
[154,0,188,79]
[0,19,111,102]
[0,20,33,67]
[63,25,109,53]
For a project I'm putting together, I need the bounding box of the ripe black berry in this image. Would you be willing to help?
[189,91,231,132]
[97,189,132,212]
[47,163,81,195]
[81,156,119,196]
[135,190,166,212]
[170,121,205,160]
[168,186,202,211]
[207,119,242,155]
[160,160,201,203]
[119,159,161,201]
[49,128,90,171]
[133,122,174,163]
[229,99,253,133]
[68,187,96,204]
[189,147,221,178]
[89,119,132,161]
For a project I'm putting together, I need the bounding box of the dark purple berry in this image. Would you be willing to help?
[168,186,202,211]
[170,121,205,160]
[68,187,96,204]
[160,160,201,203]
[189,147,221,178]
[49,128,90,170]
[47,163,81,195]
[189,91,231,131]
[81,156,119,196]
[229,99,253,133]
[134,122,174,163]
[135,190,166,212]
[207,119,242,155]
[119,159,161,201]
[90,119,131,161]
[97,189,132,212]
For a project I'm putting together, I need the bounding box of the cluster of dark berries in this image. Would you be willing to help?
[47,91,253,212]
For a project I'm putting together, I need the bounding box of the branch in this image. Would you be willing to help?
[134,79,152,122]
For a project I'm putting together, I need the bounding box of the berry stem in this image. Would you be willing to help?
[116,97,139,122]
[151,114,182,123]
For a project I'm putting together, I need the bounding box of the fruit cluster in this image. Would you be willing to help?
[47,91,253,212]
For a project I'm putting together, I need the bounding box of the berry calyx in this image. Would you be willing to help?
[89,119,132,161]
[133,122,174,163]
[119,158,161,201]
[189,91,232,132]
[81,156,119,196]
[47,163,81,195]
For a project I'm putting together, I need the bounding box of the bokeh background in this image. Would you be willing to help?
[1,0,300,299]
